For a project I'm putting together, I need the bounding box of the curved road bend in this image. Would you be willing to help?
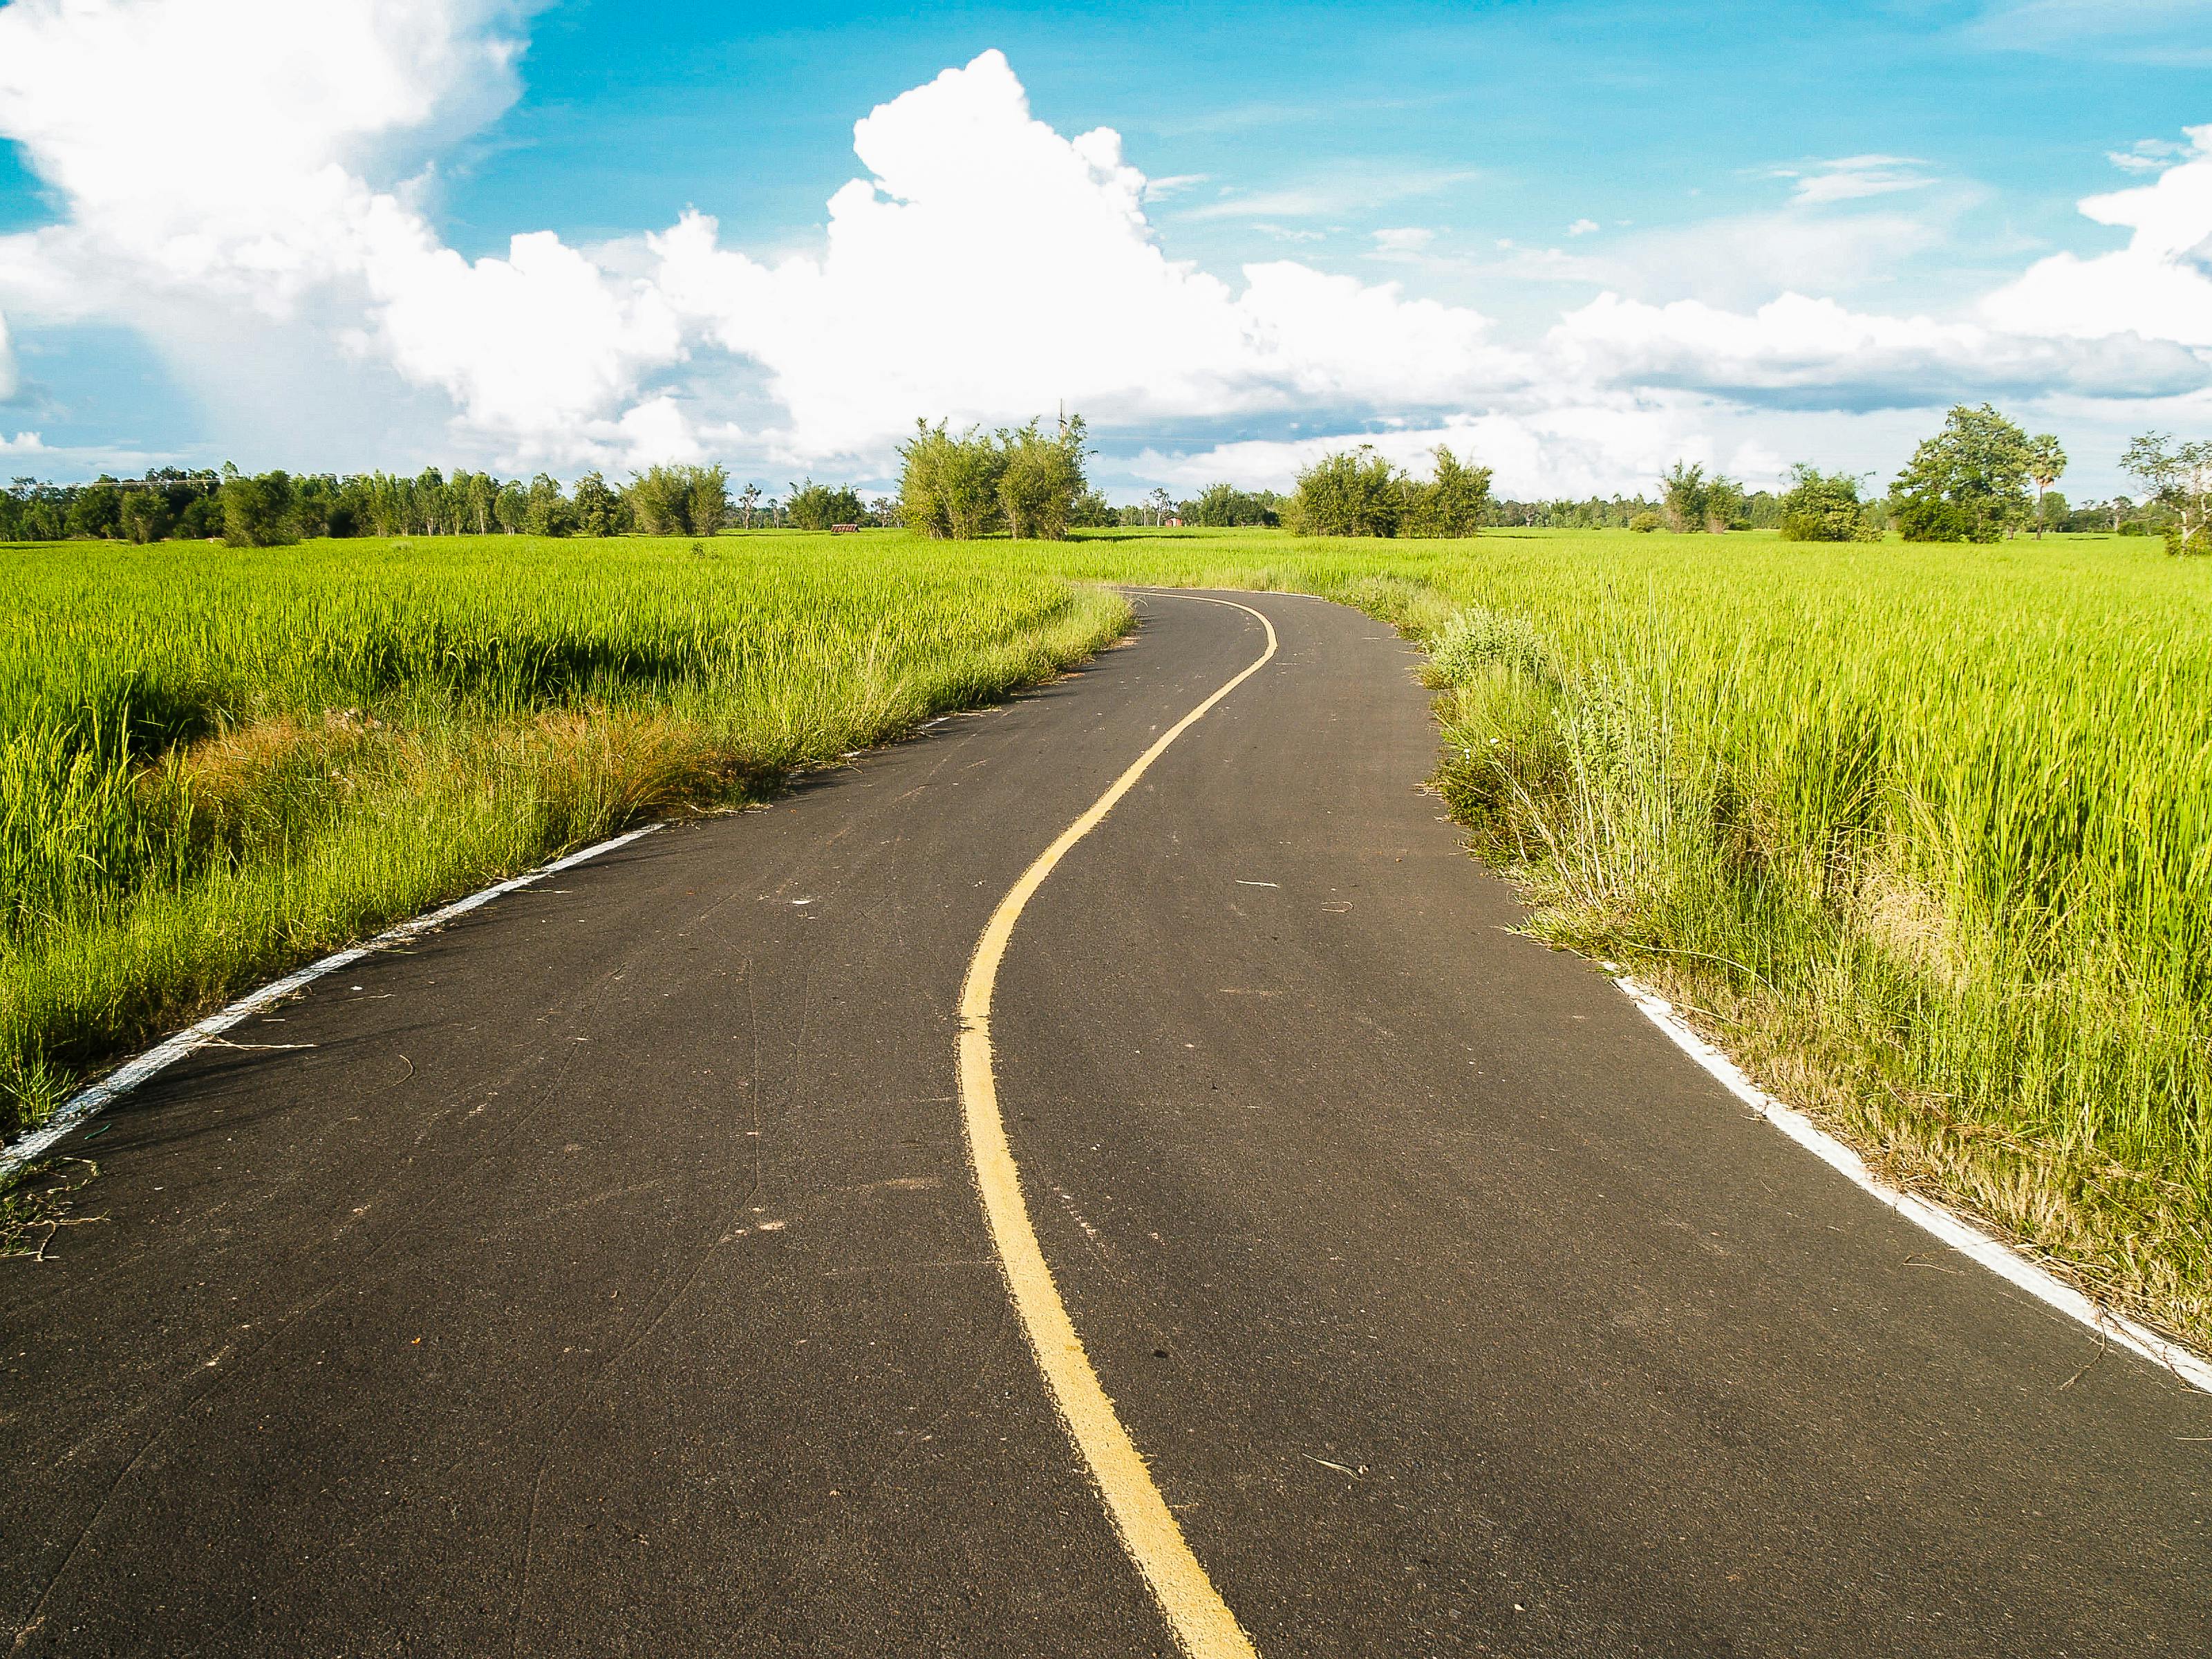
[2,590,2206,1656]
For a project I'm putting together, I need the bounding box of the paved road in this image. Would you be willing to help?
[3,591,2207,1656]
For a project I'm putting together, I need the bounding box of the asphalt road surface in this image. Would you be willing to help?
[4,590,2207,1657]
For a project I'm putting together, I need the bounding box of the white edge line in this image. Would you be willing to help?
[0,822,665,1178]
[1613,973,2212,1395]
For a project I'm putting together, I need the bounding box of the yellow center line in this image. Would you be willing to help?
[957,591,1275,1659]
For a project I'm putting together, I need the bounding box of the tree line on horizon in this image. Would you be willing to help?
[0,462,913,546]
[4,404,2205,552]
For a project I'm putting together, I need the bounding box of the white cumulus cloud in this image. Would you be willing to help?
[0,0,691,468]
[651,53,1526,459]
[1985,125,2212,348]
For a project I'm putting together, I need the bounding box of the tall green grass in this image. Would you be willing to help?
[1002,527,2212,1347]
[0,532,1126,1134]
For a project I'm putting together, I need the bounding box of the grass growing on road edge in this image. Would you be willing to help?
[0,533,1129,1141]
[1013,527,2212,1351]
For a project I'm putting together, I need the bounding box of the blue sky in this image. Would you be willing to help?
[1,0,2209,498]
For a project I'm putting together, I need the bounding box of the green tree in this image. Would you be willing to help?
[219,468,299,547]
[1285,447,1405,537]
[1777,465,1879,543]
[1067,487,1117,528]
[626,465,711,535]
[1703,475,1747,532]
[898,420,1006,540]
[1891,403,2032,543]
[117,489,171,543]
[787,479,868,529]
[1187,482,1281,527]
[518,473,577,536]
[1402,446,1492,538]
[2120,431,2211,555]
[2025,432,2067,540]
[1659,462,1709,533]
[572,471,623,535]
[997,417,1087,541]
[68,478,124,538]
[688,464,730,536]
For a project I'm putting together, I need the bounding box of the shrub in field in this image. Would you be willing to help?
[1891,495,1983,543]
[1286,446,1494,538]
[1287,447,1403,536]
[1287,447,1407,536]
[894,418,1090,541]
[1185,482,1282,527]
[787,480,868,530]
[898,421,1006,539]
[1660,462,1705,532]
[1778,465,1880,542]
[1403,448,1493,538]
[1659,461,1746,533]
[118,491,171,544]
[1891,403,2043,542]
[688,465,731,535]
[218,469,300,547]
[2121,431,2210,554]
[997,418,1089,541]
[62,481,122,540]
[626,465,730,536]
[1427,605,1561,688]
[509,474,579,537]
[1629,511,1660,533]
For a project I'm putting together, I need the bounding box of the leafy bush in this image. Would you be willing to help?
[897,418,1091,541]
[897,422,1006,540]
[1659,461,1746,533]
[997,418,1089,540]
[1286,447,1405,536]
[1778,464,1880,542]
[1427,606,1562,688]
[1893,496,1985,544]
[219,470,300,547]
[1629,511,1661,533]
[1891,403,2037,542]
[787,479,868,530]
[1403,448,1493,538]
[1186,482,1282,527]
[626,465,730,536]
[1286,445,1490,538]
